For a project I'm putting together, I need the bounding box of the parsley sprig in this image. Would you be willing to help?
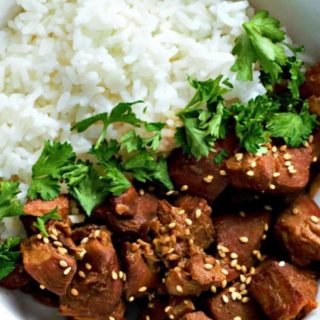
[0,181,23,221]
[0,237,21,280]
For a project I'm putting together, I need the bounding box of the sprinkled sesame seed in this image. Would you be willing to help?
[138,286,147,293]
[229,287,236,293]
[180,185,189,191]
[168,222,176,229]
[245,277,252,285]
[139,189,145,196]
[218,251,226,258]
[242,297,250,303]
[176,285,183,293]
[250,161,257,168]
[51,228,59,236]
[230,259,238,268]
[280,145,287,151]
[222,279,227,288]
[188,239,194,246]
[81,237,89,244]
[309,135,314,143]
[235,264,242,271]
[78,271,86,278]
[231,292,238,301]
[165,306,171,313]
[71,288,79,296]
[222,295,229,304]
[112,271,118,280]
[235,153,243,161]
[303,141,310,148]
[273,172,280,178]
[204,263,213,270]
[240,275,246,283]
[109,317,116,320]
[284,161,291,167]
[264,205,273,211]
[271,146,277,153]
[85,263,92,270]
[262,234,267,240]
[64,267,72,276]
[310,215,319,223]
[241,265,247,274]
[278,261,286,267]
[36,234,42,240]
[241,289,248,295]
[50,234,58,241]
[283,153,292,160]
[230,252,238,259]
[220,246,230,253]
[239,211,246,218]
[59,260,68,268]
[53,241,63,247]
[234,317,242,320]
[239,236,248,243]
[264,224,269,232]
[313,156,318,162]
[222,268,229,275]
[169,315,175,320]
[203,175,214,183]
[128,296,135,302]
[246,170,254,177]
[39,284,46,290]
[166,190,175,196]
[185,229,191,236]
[220,170,227,176]
[249,266,256,274]
[119,271,124,279]
[195,208,202,219]
[43,237,49,244]
[269,184,276,190]
[183,300,189,305]
[210,285,217,293]
[58,247,68,255]
[78,249,87,259]
[185,218,193,226]
[93,230,100,238]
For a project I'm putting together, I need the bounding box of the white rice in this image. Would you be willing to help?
[0,0,265,186]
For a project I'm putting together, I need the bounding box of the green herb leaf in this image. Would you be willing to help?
[120,131,142,153]
[33,208,61,237]
[28,141,76,200]
[69,166,109,216]
[0,237,21,280]
[72,101,143,149]
[214,149,229,165]
[90,140,120,163]
[287,47,305,99]
[0,181,22,221]
[62,163,89,187]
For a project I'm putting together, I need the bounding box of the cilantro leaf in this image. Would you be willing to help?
[0,237,21,280]
[62,163,89,187]
[28,141,76,200]
[68,166,109,216]
[267,105,317,147]
[287,48,305,99]
[33,208,61,237]
[214,149,229,165]
[143,122,165,151]
[90,140,120,163]
[0,181,22,221]
[231,10,287,81]
[72,101,143,149]
[120,131,142,153]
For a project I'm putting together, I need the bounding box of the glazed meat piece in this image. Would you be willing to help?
[181,312,212,320]
[275,194,320,266]
[92,187,158,237]
[60,226,123,318]
[226,145,314,193]
[23,196,70,219]
[21,221,77,296]
[206,283,266,320]
[168,135,236,203]
[124,239,161,299]
[165,248,225,296]
[249,260,318,320]
[0,263,30,290]
[175,195,214,249]
[213,210,270,281]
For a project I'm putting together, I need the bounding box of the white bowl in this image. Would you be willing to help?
[0,0,320,319]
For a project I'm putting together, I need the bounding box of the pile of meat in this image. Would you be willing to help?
[2,66,320,320]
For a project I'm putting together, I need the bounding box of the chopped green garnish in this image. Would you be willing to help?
[0,237,21,280]
[231,10,287,81]
[0,181,22,221]
[33,208,61,237]
[28,141,76,200]
[72,101,143,149]
[214,149,229,165]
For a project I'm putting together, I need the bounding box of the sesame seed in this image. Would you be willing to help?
[222,295,229,304]
[168,222,176,229]
[188,239,194,245]
[93,230,100,238]
[241,289,248,295]
[177,209,185,215]
[250,161,257,168]
[231,292,238,301]
[119,271,124,279]
[278,261,286,267]
[112,271,118,280]
[128,296,135,302]
[222,268,229,275]
[180,185,189,191]
[53,241,63,247]
[271,146,278,153]
[280,145,287,151]
[221,279,227,288]
[262,234,267,240]
[78,271,86,278]
[210,285,217,293]
[109,317,116,320]
[220,170,227,176]
[264,224,269,232]
[138,286,147,293]
[78,249,87,260]
[310,215,319,223]
[253,250,261,259]
[264,205,273,211]
[43,237,49,244]
[218,251,226,258]
[246,170,254,177]
[239,236,248,243]
[58,247,68,255]
[39,284,46,290]
[51,228,59,236]
[50,234,58,241]
[269,184,276,190]
[185,218,193,226]
[239,211,246,218]
[220,246,230,253]
[204,263,213,270]
[230,259,238,268]
[71,288,79,296]
[139,189,145,196]
[81,237,89,244]
[239,283,246,291]
[164,306,171,313]
[273,172,280,178]
[185,229,191,236]
[85,263,92,270]
[203,175,214,183]
[292,208,299,215]
[309,135,314,143]
[303,141,310,148]
[235,153,243,161]
[36,234,42,240]
[245,277,252,285]
[229,287,236,293]
[241,266,247,274]
[240,274,246,283]
[166,190,175,196]
[169,315,175,320]
[183,300,189,305]
[195,209,202,219]
[230,252,238,259]
[176,285,183,293]
[283,153,292,160]
[64,267,72,276]
[242,297,250,303]
[313,156,318,163]
[59,260,68,268]
[249,267,256,274]
[284,161,291,167]
[234,317,242,320]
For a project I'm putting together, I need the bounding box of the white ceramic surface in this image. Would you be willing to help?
[0,0,320,319]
